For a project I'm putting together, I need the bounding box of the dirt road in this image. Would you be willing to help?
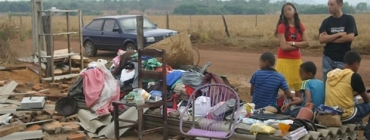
[6,39,370,139]
[21,39,370,89]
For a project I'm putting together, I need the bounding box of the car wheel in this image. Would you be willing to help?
[84,41,97,57]
[125,43,137,51]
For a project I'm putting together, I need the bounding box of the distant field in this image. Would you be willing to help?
[1,14,370,54]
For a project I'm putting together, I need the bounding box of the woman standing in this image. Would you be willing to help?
[275,3,310,103]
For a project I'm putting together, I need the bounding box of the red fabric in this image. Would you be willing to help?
[95,83,120,116]
[185,85,195,96]
[277,23,306,59]
[172,94,178,110]
[277,98,284,108]
[203,73,225,85]
[80,68,104,108]
[155,65,173,74]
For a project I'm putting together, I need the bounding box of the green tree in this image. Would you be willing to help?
[356,2,367,12]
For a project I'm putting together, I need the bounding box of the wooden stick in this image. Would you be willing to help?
[0,89,49,96]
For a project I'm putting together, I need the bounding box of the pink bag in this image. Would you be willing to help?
[112,49,126,67]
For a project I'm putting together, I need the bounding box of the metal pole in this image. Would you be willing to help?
[136,15,144,50]
[66,10,71,74]
[49,10,54,82]
[79,10,84,70]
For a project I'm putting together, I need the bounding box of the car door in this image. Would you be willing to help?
[83,19,104,48]
[101,19,123,50]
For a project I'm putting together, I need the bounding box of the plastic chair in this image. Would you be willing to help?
[179,83,240,140]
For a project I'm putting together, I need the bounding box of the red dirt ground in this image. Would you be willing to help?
[2,39,370,139]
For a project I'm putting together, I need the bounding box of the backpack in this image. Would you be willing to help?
[289,119,317,132]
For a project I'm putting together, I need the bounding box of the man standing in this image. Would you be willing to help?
[318,0,358,83]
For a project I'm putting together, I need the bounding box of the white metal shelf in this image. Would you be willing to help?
[38,10,80,13]
[39,52,79,58]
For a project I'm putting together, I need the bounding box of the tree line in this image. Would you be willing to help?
[0,0,367,16]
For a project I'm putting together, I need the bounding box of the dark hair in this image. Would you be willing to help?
[336,0,343,4]
[344,50,361,65]
[260,52,276,66]
[274,2,303,38]
[300,61,317,76]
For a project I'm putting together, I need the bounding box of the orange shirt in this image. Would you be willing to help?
[277,23,306,59]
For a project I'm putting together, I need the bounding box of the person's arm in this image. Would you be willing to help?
[280,78,293,99]
[249,73,256,96]
[283,89,293,99]
[286,96,303,106]
[319,32,344,44]
[287,23,310,48]
[250,85,254,96]
[351,73,369,103]
[277,24,297,51]
[287,32,309,48]
[318,19,344,44]
[304,90,312,105]
[332,33,355,43]
[332,16,357,43]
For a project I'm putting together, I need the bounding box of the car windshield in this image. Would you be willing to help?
[118,17,156,30]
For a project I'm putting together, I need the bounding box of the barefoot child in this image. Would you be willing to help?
[250,52,294,112]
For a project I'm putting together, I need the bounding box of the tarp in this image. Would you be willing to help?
[146,31,194,69]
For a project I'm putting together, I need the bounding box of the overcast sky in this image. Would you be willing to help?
[1,0,369,6]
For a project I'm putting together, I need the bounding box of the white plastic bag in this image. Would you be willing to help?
[194,96,211,117]
[90,62,120,116]
[178,106,189,121]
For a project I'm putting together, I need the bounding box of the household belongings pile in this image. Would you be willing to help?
[67,49,239,118]
[68,61,120,117]
[239,104,359,140]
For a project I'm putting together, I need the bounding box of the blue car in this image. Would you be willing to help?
[82,15,178,56]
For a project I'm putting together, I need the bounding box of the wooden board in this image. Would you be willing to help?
[0,123,26,137]
[0,81,18,102]
[71,55,90,61]
[42,74,79,81]
[54,68,63,75]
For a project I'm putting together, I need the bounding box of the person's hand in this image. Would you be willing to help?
[281,104,290,112]
[320,32,327,36]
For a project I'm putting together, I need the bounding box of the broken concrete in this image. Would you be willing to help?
[42,121,62,134]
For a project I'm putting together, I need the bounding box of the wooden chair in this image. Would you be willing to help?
[112,48,168,140]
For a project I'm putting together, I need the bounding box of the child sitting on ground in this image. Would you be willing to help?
[281,61,325,117]
[249,52,294,112]
[325,51,370,139]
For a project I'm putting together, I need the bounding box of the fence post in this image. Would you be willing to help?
[19,15,23,36]
[166,13,169,29]
[255,14,257,27]
[221,15,230,37]
[136,15,144,50]
[189,15,192,33]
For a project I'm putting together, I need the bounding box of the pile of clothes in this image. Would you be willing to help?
[69,62,120,116]
[68,49,238,118]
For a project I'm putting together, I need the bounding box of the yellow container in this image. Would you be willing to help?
[245,103,255,113]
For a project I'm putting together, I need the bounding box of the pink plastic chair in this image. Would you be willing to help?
[179,83,240,140]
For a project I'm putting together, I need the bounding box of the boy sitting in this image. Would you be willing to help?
[325,51,370,139]
[250,52,294,112]
[281,61,325,117]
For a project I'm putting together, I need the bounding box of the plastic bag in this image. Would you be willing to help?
[181,70,204,89]
[194,96,211,117]
[316,114,342,127]
[90,62,120,116]
[316,104,344,115]
[250,123,276,134]
[178,106,189,121]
